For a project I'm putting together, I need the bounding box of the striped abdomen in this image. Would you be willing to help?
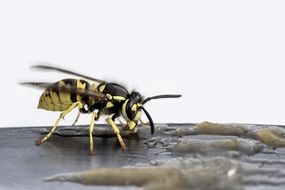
[38,79,91,111]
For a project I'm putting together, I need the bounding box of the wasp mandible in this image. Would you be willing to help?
[21,65,181,155]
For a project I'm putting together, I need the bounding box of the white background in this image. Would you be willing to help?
[0,1,285,127]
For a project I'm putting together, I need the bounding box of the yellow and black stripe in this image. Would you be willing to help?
[38,79,91,111]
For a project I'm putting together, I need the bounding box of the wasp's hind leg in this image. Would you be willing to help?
[35,102,83,145]
[106,116,127,151]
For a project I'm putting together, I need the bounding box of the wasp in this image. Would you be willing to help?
[20,65,181,155]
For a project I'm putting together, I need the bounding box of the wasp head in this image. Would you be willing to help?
[122,92,143,131]
[122,92,181,135]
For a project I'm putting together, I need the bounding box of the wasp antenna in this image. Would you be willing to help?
[139,107,154,135]
[143,94,182,105]
[31,64,105,83]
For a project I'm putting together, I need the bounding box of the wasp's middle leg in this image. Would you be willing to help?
[71,111,80,126]
[35,102,83,145]
[71,107,89,126]
[88,111,101,155]
[88,111,97,155]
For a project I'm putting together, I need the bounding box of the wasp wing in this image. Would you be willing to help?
[19,82,52,89]
[31,64,105,83]
[19,81,107,101]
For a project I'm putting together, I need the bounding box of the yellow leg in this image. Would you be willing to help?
[139,118,148,127]
[71,111,81,126]
[35,102,83,145]
[89,112,96,155]
[106,117,127,151]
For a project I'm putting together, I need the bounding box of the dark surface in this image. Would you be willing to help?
[0,125,146,190]
[1,123,285,190]
[1,124,169,190]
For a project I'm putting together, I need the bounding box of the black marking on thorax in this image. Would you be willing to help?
[103,83,129,97]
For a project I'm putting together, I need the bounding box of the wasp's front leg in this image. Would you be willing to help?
[106,117,127,151]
